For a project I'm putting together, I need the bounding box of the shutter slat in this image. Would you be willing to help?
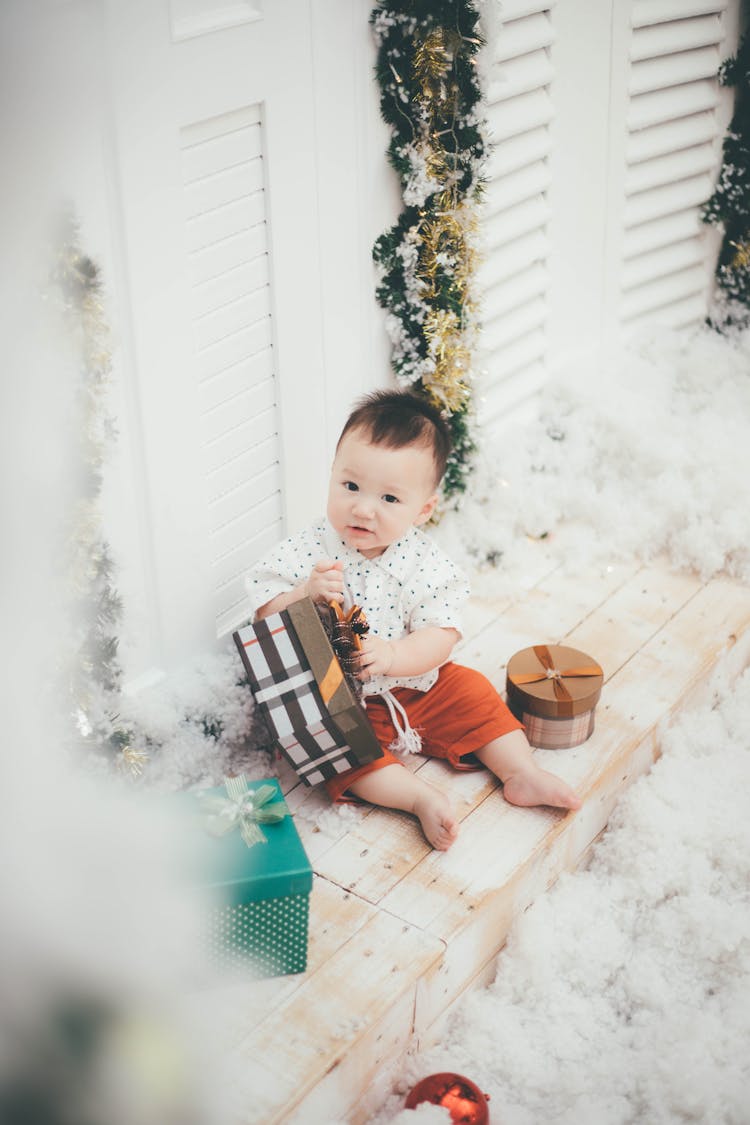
[180,103,261,149]
[493,11,554,63]
[201,375,276,445]
[484,262,548,321]
[483,296,547,353]
[184,156,264,221]
[209,462,281,534]
[625,142,716,194]
[622,238,705,290]
[629,45,721,95]
[630,13,722,60]
[621,264,707,319]
[499,0,557,21]
[182,120,263,184]
[478,228,548,289]
[191,255,269,319]
[195,317,273,381]
[213,514,284,590]
[628,79,719,129]
[487,126,551,180]
[202,405,277,474]
[624,172,714,225]
[623,207,702,258]
[632,0,726,29]
[185,192,265,254]
[624,293,706,329]
[487,50,555,105]
[198,346,274,413]
[483,195,551,252]
[214,520,285,635]
[480,360,546,428]
[486,87,554,142]
[485,330,546,381]
[211,493,284,568]
[485,159,551,216]
[206,433,278,504]
[626,110,716,162]
[194,286,270,352]
[189,225,267,287]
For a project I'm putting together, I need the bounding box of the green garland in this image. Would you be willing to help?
[371,0,486,497]
[53,214,146,775]
[54,218,240,779]
[702,32,750,319]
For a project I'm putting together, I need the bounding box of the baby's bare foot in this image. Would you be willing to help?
[412,790,459,851]
[502,764,582,811]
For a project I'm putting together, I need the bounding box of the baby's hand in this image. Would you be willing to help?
[357,635,395,680]
[306,559,344,604]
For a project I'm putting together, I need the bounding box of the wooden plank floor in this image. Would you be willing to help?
[218,555,750,1124]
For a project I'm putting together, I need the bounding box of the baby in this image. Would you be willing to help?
[247,390,581,850]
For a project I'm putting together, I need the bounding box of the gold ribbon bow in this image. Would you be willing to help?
[327,601,370,677]
[509,645,602,704]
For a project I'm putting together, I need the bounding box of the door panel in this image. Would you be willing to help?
[108,0,327,664]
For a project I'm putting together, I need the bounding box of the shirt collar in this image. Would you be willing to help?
[322,519,421,583]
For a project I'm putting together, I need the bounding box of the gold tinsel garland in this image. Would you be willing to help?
[414,197,479,414]
[409,21,482,423]
[730,239,750,269]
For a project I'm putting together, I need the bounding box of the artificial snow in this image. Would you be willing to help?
[366,324,750,1125]
[118,645,271,793]
[433,323,750,592]
[374,666,750,1125]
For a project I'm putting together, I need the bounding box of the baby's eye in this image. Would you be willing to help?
[344,481,359,492]
[382,494,399,504]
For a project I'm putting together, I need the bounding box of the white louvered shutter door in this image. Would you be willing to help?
[478,0,555,433]
[617,0,731,333]
[181,107,284,638]
[108,1,328,672]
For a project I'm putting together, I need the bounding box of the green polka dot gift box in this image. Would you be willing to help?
[184,775,312,976]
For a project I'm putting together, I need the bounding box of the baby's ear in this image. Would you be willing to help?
[414,493,439,526]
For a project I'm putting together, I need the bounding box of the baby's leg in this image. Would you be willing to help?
[347,764,459,851]
[475,729,582,811]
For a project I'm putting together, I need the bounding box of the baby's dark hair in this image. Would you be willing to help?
[338,390,452,486]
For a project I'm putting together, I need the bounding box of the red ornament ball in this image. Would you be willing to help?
[405,1072,490,1124]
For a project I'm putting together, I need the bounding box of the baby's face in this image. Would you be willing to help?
[327,429,438,558]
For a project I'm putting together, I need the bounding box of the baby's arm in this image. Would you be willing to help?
[254,559,344,620]
[358,626,459,679]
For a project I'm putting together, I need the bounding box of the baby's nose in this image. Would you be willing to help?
[352,494,374,517]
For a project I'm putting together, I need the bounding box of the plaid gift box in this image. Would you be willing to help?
[184,776,313,976]
[506,644,603,751]
[234,598,383,786]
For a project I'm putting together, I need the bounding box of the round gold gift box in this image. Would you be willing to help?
[505,644,603,750]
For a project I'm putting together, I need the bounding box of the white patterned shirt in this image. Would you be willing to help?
[245,519,470,696]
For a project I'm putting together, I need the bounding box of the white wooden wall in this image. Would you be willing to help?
[478,0,741,433]
[59,0,740,683]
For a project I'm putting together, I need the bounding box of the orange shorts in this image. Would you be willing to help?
[325,661,524,803]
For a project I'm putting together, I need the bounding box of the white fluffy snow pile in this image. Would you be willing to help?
[118,646,272,793]
[434,324,750,591]
[377,666,750,1125]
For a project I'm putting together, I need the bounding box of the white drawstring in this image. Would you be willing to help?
[377,689,423,754]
